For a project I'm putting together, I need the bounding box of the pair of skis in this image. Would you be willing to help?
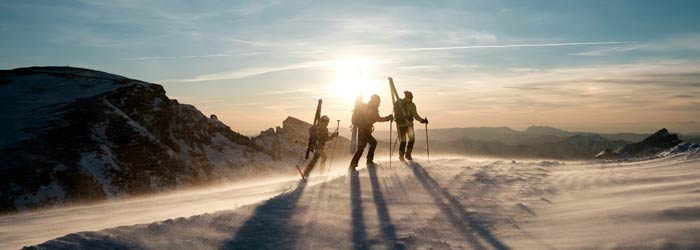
[297,99,323,183]
[297,99,341,183]
[349,93,362,154]
[388,77,407,167]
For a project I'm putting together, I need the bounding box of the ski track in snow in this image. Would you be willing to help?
[6,155,700,250]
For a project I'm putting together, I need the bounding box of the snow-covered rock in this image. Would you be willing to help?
[657,142,700,159]
[596,128,683,160]
[253,116,351,162]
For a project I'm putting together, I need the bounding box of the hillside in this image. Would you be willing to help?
[0,67,283,213]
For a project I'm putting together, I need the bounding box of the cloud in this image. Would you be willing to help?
[488,60,700,110]
[393,41,637,51]
[575,34,700,56]
[165,60,334,82]
[259,88,314,96]
[120,54,231,61]
[573,44,646,56]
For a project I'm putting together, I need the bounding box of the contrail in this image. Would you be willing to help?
[393,41,637,51]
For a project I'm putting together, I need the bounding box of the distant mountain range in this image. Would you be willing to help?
[369,125,697,159]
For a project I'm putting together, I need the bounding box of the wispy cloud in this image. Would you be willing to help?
[393,41,637,51]
[165,60,334,83]
[575,34,700,56]
[120,54,231,61]
[259,88,314,96]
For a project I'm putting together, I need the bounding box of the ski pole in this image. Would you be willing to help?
[389,120,393,167]
[328,120,340,175]
[425,117,430,162]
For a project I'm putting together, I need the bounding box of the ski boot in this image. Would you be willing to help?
[405,153,413,161]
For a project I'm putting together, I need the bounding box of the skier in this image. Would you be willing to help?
[303,115,339,178]
[397,91,428,161]
[349,94,393,171]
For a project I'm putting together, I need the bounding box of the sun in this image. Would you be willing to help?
[330,57,381,102]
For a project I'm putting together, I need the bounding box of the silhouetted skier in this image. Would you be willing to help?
[303,115,338,178]
[396,91,428,161]
[349,94,393,171]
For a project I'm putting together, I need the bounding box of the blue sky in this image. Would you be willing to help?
[2,0,699,134]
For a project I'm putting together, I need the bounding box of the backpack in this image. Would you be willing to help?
[393,99,409,125]
[351,103,368,127]
[308,124,318,150]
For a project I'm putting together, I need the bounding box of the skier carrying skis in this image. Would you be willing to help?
[397,91,428,161]
[349,94,393,171]
[303,115,338,178]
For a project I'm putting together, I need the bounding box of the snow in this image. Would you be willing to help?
[0,177,301,250]
[0,68,147,147]
[206,133,246,166]
[78,151,118,198]
[102,99,160,144]
[12,181,66,211]
[7,154,700,250]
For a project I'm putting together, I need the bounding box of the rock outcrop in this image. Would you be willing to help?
[0,67,277,213]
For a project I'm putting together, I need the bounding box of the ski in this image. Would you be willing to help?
[389,77,409,164]
[306,99,322,159]
[349,93,362,154]
[295,164,307,183]
[388,77,407,130]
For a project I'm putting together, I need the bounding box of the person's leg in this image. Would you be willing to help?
[349,128,369,169]
[304,151,321,177]
[318,150,328,173]
[366,134,378,165]
[406,126,416,160]
[398,126,408,160]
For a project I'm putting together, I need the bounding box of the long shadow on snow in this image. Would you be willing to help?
[350,171,369,250]
[407,162,511,250]
[223,180,306,250]
[367,165,405,249]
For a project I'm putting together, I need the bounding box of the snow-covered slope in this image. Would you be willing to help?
[21,154,700,250]
[0,67,280,213]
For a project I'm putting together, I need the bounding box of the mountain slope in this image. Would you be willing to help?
[596,128,684,159]
[0,67,278,213]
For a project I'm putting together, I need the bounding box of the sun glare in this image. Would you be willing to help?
[331,57,381,102]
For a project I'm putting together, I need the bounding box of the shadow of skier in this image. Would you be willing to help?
[223,180,306,250]
[350,170,368,250]
[406,162,511,250]
[367,165,404,250]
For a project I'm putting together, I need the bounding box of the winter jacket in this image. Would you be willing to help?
[398,99,424,127]
[359,104,392,129]
[314,125,337,149]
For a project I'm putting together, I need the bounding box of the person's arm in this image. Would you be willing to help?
[378,113,393,122]
[409,103,427,123]
[318,127,329,142]
[370,107,393,122]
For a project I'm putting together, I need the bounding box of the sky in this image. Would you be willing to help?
[1,0,700,135]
